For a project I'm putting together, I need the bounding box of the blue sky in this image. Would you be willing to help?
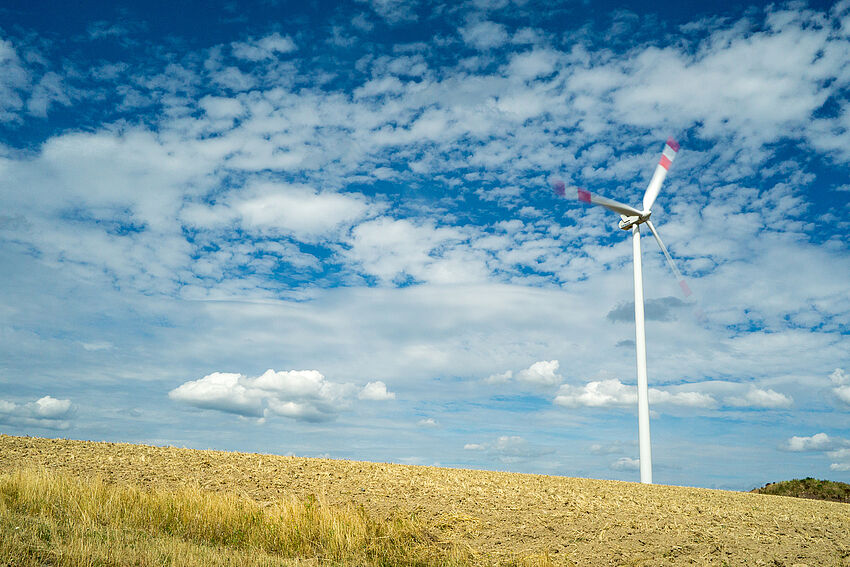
[1,0,849,490]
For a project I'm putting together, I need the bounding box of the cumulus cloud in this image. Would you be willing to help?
[830,368,850,404]
[169,369,355,422]
[725,387,793,409]
[484,370,513,384]
[516,360,561,386]
[555,379,636,408]
[0,396,74,430]
[784,432,850,453]
[358,381,396,401]
[417,417,438,427]
[554,379,717,409]
[610,457,640,471]
[486,361,561,386]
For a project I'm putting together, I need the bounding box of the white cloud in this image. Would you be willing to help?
[417,417,438,427]
[555,379,636,408]
[362,0,417,24]
[199,95,244,119]
[725,387,793,409]
[484,370,512,384]
[27,71,71,117]
[829,447,850,471]
[232,33,297,61]
[0,395,74,430]
[830,368,850,404]
[464,443,485,450]
[785,432,836,452]
[516,360,561,386]
[80,341,113,351]
[0,38,28,122]
[506,49,559,79]
[359,381,396,401]
[460,20,508,50]
[555,379,718,409]
[232,183,373,240]
[345,217,489,285]
[169,369,354,422]
[610,457,640,471]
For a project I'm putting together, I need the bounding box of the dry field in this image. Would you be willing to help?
[1,435,848,566]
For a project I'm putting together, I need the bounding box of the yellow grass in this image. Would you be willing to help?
[0,468,479,566]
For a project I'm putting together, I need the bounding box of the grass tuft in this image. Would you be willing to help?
[0,468,473,566]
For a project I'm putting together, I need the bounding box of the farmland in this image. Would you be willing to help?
[1,435,848,566]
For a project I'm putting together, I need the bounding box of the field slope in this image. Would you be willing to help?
[1,435,848,566]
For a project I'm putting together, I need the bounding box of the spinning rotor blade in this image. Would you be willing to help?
[561,182,643,217]
[645,220,691,297]
[642,138,680,213]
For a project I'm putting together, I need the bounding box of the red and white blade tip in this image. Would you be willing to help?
[659,138,680,171]
[577,188,591,203]
[679,279,692,297]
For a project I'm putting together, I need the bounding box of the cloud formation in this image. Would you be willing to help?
[358,381,396,401]
[830,368,850,405]
[0,396,74,430]
[169,369,354,422]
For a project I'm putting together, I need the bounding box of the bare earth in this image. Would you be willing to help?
[1,436,848,566]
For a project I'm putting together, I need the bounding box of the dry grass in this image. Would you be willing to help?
[2,435,849,566]
[0,468,473,566]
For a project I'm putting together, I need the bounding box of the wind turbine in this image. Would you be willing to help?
[554,138,687,485]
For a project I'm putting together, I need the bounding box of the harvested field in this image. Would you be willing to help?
[1,435,848,566]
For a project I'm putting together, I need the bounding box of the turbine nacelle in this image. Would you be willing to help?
[618,212,650,231]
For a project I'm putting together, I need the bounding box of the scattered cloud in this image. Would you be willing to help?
[463,435,553,462]
[359,381,396,401]
[460,20,508,50]
[417,417,438,427]
[607,297,688,323]
[589,441,631,455]
[231,33,297,61]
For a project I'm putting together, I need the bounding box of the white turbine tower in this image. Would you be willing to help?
[559,138,687,484]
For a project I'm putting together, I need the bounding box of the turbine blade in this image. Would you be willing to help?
[577,189,643,217]
[645,220,692,297]
[642,138,680,213]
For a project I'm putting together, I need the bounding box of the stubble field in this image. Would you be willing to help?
[1,435,848,566]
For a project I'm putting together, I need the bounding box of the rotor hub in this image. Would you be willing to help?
[618,211,651,230]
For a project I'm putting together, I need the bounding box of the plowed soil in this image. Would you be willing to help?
[1,435,848,566]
